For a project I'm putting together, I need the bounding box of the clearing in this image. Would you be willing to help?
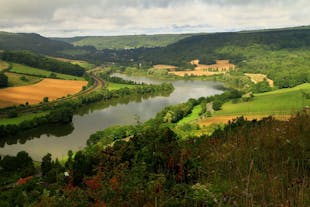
[245,73,274,87]
[0,78,87,108]
[10,63,85,80]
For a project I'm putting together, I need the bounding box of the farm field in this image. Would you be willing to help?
[5,72,42,87]
[0,78,87,108]
[198,114,291,127]
[153,64,177,71]
[0,60,9,71]
[10,63,85,80]
[176,83,310,128]
[215,83,310,116]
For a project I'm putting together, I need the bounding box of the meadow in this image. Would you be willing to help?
[9,63,85,80]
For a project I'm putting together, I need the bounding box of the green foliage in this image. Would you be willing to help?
[2,50,85,77]
[0,72,8,88]
[0,151,35,177]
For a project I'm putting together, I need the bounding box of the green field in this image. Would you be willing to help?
[10,63,85,80]
[215,83,310,116]
[5,72,42,87]
[106,82,136,91]
[0,111,49,126]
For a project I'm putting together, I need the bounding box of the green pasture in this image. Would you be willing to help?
[10,63,84,80]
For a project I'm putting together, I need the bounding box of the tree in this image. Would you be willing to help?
[41,153,53,177]
[43,97,49,103]
[0,73,8,88]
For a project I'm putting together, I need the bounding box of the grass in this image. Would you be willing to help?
[177,105,202,126]
[10,63,85,80]
[0,111,49,126]
[106,82,136,91]
[215,83,310,116]
[5,72,42,87]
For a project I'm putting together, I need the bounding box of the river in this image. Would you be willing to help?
[0,74,224,160]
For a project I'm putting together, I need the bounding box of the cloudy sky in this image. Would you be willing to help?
[0,0,309,37]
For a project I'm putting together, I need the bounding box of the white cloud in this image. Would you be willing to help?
[0,0,309,37]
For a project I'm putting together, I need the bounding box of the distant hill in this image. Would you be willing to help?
[54,34,195,50]
[0,31,95,57]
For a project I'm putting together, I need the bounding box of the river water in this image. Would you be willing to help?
[0,74,223,160]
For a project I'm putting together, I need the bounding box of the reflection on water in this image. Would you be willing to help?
[0,74,224,160]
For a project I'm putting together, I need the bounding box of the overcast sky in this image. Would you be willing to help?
[0,0,309,37]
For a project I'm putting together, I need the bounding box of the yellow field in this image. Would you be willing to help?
[198,114,290,127]
[0,60,9,71]
[153,64,177,71]
[0,78,87,108]
[245,73,274,87]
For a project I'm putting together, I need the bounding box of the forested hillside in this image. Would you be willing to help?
[54,34,194,50]
[0,32,95,57]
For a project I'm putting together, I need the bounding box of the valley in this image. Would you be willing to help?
[0,25,309,206]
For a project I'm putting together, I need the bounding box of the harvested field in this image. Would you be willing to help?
[0,78,87,108]
[245,73,274,87]
[198,114,290,127]
[153,64,177,71]
[169,71,222,77]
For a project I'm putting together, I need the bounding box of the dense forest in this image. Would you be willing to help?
[1,51,85,77]
[0,31,95,57]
